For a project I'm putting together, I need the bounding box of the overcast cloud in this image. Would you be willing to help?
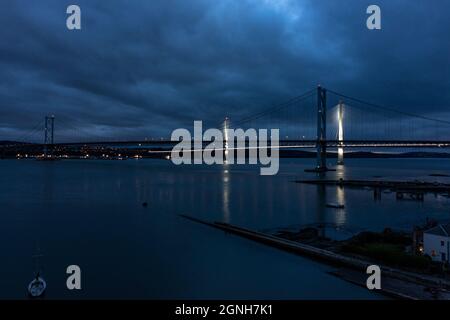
[0,0,449,141]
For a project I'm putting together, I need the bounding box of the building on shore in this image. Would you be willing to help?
[423,223,450,263]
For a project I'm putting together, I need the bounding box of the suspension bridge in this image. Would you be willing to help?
[2,85,450,171]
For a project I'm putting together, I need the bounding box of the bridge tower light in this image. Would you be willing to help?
[223,117,229,162]
[337,101,344,165]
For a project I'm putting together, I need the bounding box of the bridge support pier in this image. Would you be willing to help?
[305,85,331,172]
[305,86,330,172]
[316,86,327,171]
[43,115,54,158]
[305,86,333,172]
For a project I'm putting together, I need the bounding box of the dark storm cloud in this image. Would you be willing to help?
[0,0,449,141]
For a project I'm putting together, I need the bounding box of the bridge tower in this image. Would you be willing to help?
[44,115,55,157]
[223,117,229,162]
[337,100,344,165]
[316,86,327,171]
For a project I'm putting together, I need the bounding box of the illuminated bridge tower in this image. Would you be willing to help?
[223,117,229,162]
[337,100,344,165]
[316,86,327,171]
[44,115,55,157]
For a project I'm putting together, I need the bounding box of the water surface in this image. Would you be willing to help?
[2,158,449,299]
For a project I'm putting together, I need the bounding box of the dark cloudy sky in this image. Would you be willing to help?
[0,0,449,141]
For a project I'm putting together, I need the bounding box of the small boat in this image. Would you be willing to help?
[29,249,46,298]
[326,203,345,209]
[28,272,46,298]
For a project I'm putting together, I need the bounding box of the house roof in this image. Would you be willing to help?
[425,223,450,237]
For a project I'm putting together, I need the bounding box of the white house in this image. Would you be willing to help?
[423,223,450,263]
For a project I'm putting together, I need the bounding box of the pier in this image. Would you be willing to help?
[297,179,450,194]
[180,214,450,300]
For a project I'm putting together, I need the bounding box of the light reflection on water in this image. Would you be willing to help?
[221,166,230,223]
[335,186,347,226]
[1,157,450,299]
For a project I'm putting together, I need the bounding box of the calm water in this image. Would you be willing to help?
[2,157,450,299]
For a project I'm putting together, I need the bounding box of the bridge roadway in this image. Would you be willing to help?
[4,140,450,150]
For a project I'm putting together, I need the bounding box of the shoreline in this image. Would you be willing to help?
[179,214,450,300]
